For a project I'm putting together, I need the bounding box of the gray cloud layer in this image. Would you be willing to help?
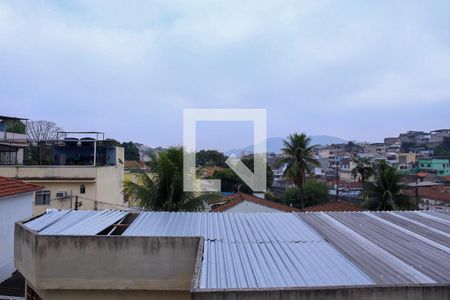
[1,0,449,149]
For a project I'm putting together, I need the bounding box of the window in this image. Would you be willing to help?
[35,190,51,205]
[80,184,86,194]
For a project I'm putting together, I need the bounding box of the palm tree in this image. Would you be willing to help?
[277,133,319,209]
[363,161,416,211]
[351,156,373,185]
[123,147,205,211]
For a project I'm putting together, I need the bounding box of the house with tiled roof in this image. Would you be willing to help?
[211,192,301,213]
[0,177,42,284]
[302,200,363,212]
[211,192,364,213]
[403,185,450,210]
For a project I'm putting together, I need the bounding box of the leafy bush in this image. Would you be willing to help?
[283,179,329,209]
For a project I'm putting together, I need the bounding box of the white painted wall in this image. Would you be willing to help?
[224,200,280,213]
[0,192,33,283]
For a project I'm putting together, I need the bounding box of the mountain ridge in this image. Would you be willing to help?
[226,135,347,156]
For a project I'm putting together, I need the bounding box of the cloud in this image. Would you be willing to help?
[0,0,449,147]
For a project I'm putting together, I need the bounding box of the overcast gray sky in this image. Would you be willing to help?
[1,0,449,150]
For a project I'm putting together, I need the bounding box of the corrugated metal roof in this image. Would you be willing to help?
[25,210,128,235]
[123,212,373,289]
[297,211,450,285]
[22,210,450,290]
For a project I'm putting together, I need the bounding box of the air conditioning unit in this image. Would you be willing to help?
[56,192,68,199]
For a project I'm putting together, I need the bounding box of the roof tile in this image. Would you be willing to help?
[0,176,43,198]
[212,192,301,212]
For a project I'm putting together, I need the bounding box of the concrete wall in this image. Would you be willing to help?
[0,165,98,178]
[0,165,125,214]
[15,223,201,296]
[191,285,450,300]
[26,281,190,300]
[0,192,32,282]
[96,165,124,207]
[31,181,97,215]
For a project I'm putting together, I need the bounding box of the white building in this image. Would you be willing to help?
[0,176,42,283]
[430,129,450,143]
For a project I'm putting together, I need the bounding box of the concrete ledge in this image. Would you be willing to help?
[191,284,450,300]
[15,222,202,291]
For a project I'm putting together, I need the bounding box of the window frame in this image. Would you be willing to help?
[35,190,51,205]
[80,184,86,194]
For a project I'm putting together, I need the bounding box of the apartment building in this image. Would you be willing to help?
[399,131,430,145]
[430,129,450,143]
[384,137,400,146]
[396,152,417,173]
[0,115,28,165]
[418,158,450,177]
[0,131,125,215]
[363,143,386,155]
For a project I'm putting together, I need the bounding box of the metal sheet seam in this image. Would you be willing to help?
[28,211,71,232]
[294,213,376,284]
[25,210,129,235]
[365,212,450,254]
[415,211,450,226]
[316,212,436,284]
[386,211,450,239]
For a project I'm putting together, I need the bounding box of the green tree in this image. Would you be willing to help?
[208,157,274,193]
[196,149,228,167]
[277,133,319,209]
[123,147,205,211]
[3,120,26,134]
[209,168,246,193]
[121,141,140,161]
[363,161,417,211]
[283,179,329,209]
[434,137,450,157]
[351,157,373,185]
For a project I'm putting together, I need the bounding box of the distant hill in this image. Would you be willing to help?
[226,135,346,156]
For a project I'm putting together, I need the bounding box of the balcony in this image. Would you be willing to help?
[0,165,98,181]
[0,131,27,143]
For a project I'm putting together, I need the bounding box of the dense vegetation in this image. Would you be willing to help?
[208,156,274,193]
[121,141,140,161]
[196,149,228,167]
[434,137,450,157]
[123,147,206,211]
[283,179,329,209]
[362,161,417,211]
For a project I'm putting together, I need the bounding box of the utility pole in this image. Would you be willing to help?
[69,190,73,209]
[93,140,97,166]
[74,195,79,211]
[335,160,340,201]
[415,174,420,208]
